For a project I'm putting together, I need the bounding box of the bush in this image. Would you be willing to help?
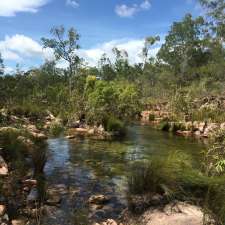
[106,117,126,135]
[158,121,170,131]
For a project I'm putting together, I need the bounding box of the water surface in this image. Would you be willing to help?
[43,125,205,224]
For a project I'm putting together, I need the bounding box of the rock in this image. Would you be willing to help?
[30,131,47,140]
[88,195,110,205]
[11,219,27,225]
[88,128,95,135]
[220,123,225,130]
[0,156,8,176]
[27,124,40,133]
[75,128,88,133]
[27,187,38,202]
[139,202,204,225]
[66,135,76,139]
[0,205,6,216]
[22,179,37,187]
[46,192,61,206]
[176,130,192,136]
[102,219,118,225]
[194,130,201,137]
[198,122,206,133]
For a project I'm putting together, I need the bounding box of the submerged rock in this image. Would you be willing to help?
[88,195,110,205]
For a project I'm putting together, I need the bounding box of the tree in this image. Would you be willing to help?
[112,47,131,80]
[157,14,210,78]
[41,26,81,93]
[142,36,160,66]
[0,53,4,75]
[98,53,116,81]
[199,0,225,41]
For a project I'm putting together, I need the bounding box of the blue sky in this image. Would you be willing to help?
[0,0,201,72]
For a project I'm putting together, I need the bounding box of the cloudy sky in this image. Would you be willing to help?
[0,0,201,72]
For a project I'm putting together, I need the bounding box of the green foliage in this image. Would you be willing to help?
[128,152,225,224]
[85,80,141,125]
[105,116,126,135]
[49,121,64,136]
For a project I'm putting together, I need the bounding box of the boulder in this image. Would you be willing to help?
[142,202,204,225]
[88,195,110,205]
[125,202,206,225]
[0,156,8,176]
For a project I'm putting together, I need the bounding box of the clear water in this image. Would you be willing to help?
[43,125,206,225]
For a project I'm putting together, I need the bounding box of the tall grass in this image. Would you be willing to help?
[128,152,225,224]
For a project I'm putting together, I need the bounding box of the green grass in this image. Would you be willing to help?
[127,152,225,224]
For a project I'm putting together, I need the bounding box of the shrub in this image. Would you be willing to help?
[158,121,170,131]
[106,117,126,135]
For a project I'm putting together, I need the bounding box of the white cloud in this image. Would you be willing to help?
[66,0,79,8]
[0,34,161,71]
[0,34,53,62]
[79,38,160,66]
[140,0,151,10]
[0,0,49,17]
[115,4,139,18]
[115,0,151,18]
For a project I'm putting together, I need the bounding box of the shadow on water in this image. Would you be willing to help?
[41,124,206,224]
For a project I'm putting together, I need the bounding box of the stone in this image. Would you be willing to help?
[0,205,6,216]
[88,195,110,205]
[30,132,47,140]
[220,123,225,130]
[140,202,204,225]
[0,156,8,176]
[11,219,27,225]
[22,179,37,187]
[198,122,206,133]
[27,187,38,202]
[66,135,76,139]
[88,128,95,135]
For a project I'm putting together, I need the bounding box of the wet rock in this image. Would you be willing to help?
[88,195,110,205]
[0,155,8,176]
[27,187,38,202]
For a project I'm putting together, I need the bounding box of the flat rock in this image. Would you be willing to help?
[142,202,204,225]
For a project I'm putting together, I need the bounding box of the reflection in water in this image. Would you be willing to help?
[43,125,205,224]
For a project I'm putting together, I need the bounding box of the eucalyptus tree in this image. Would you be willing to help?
[157,14,210,79]
[199,0,225,41]
[41,26,81,93]
[142,36,160,67]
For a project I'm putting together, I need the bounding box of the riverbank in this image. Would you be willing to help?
[141,95,225,139]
